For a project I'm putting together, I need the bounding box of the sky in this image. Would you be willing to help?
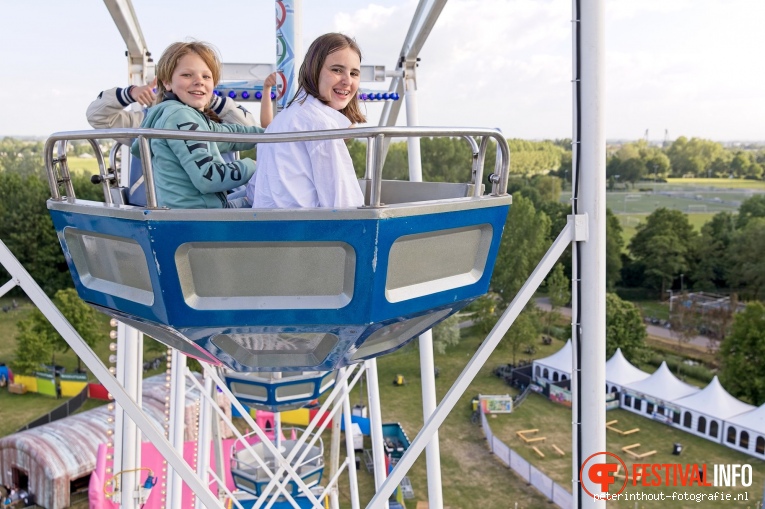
[2,0,764,142]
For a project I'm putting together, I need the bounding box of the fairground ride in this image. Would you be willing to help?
[0,1,607,508]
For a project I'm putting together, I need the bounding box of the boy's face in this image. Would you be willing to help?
[164,52,214,111]
[318,47,361,111]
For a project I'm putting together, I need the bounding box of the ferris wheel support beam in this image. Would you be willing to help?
[379,0,448,129]
[368,216,584,508]
[102,0,154,85]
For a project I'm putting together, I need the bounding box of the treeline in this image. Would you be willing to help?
[348,137,569,181]
[348,135,765,187]
[621,197,765,301]
[608,137,765,185]
[3,134,765,300]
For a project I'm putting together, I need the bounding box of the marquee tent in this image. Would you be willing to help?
[673,376,754,443]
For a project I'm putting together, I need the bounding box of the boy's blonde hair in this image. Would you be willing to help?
[153,41,221,106]
[292,33,366,124]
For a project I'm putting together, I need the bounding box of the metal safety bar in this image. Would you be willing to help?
[44,126,510,209]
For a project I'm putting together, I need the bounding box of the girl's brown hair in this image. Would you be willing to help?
[292,33,366,124]
[153,41,222,120]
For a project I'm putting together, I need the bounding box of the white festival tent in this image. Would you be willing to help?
[534,342,765,459]
[533,341,650,391]
[604,348,649,393]
[721,402,765,457]
[532,339,572,383]
[672,376,755,443]
[620,361,698,424]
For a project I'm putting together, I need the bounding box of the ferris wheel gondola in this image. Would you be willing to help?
[44,126,511,373]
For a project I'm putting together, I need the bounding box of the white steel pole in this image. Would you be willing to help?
[405,65,444,509]
[167,350,187,509]
[417,328,443,509]
[365,359,389,509]
[341,369,361,509]
[195,373,214,509]
[119,324,142,508]
[112,325,126,506]
[573,0,606,507]
[404,74,423,180]
[330,399,342,509]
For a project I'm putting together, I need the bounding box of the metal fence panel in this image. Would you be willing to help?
[492,436,511,466]
[482,411,573,509]
[509,450,530,483]
[553,482,573,509]
[530,464,554,499]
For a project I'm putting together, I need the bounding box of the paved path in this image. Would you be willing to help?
[534,297,713,350]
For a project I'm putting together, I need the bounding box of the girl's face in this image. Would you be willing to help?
[318,47,361,111]
[163,52,214,111]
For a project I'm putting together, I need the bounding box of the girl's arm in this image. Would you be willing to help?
[260,72,277,128]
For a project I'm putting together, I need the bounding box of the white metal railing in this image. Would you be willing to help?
[43,126,510,209]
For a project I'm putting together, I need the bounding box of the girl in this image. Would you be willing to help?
[247,33,366,209]
[131,41,272,209]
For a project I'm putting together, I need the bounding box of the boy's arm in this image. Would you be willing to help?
[213,95,257,127]
[87,82,156,145]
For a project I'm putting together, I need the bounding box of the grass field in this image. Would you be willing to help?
[490,394,764,508]
[665,178,765,191]
[335,327,571,509]
[64,156,101,175]
[3,294,763,508]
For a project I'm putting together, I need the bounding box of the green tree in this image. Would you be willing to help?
[719,302,765,405]
[382,142,409,180]
[736,194,765,229]
[21,289,102,372]
[348,139,367,179]
[728,218,765,300]
[645,152,671,180]
[619,158,646,187]
[502,309,540,365]
[532,175,561,204]
[628,208,697,296]
[730,151,752,178]
[545,263,570,336]
[605,292,647,362]
[666,137,727,178]
[692,212,735,290]
[491,195,551,305]
[506,139,565,176]
[0,138,45,176]
[469,293,501,335]
[13,315,53,375]
[432,314,461,355]
[605,209,624,290]
[0,172,74,296]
